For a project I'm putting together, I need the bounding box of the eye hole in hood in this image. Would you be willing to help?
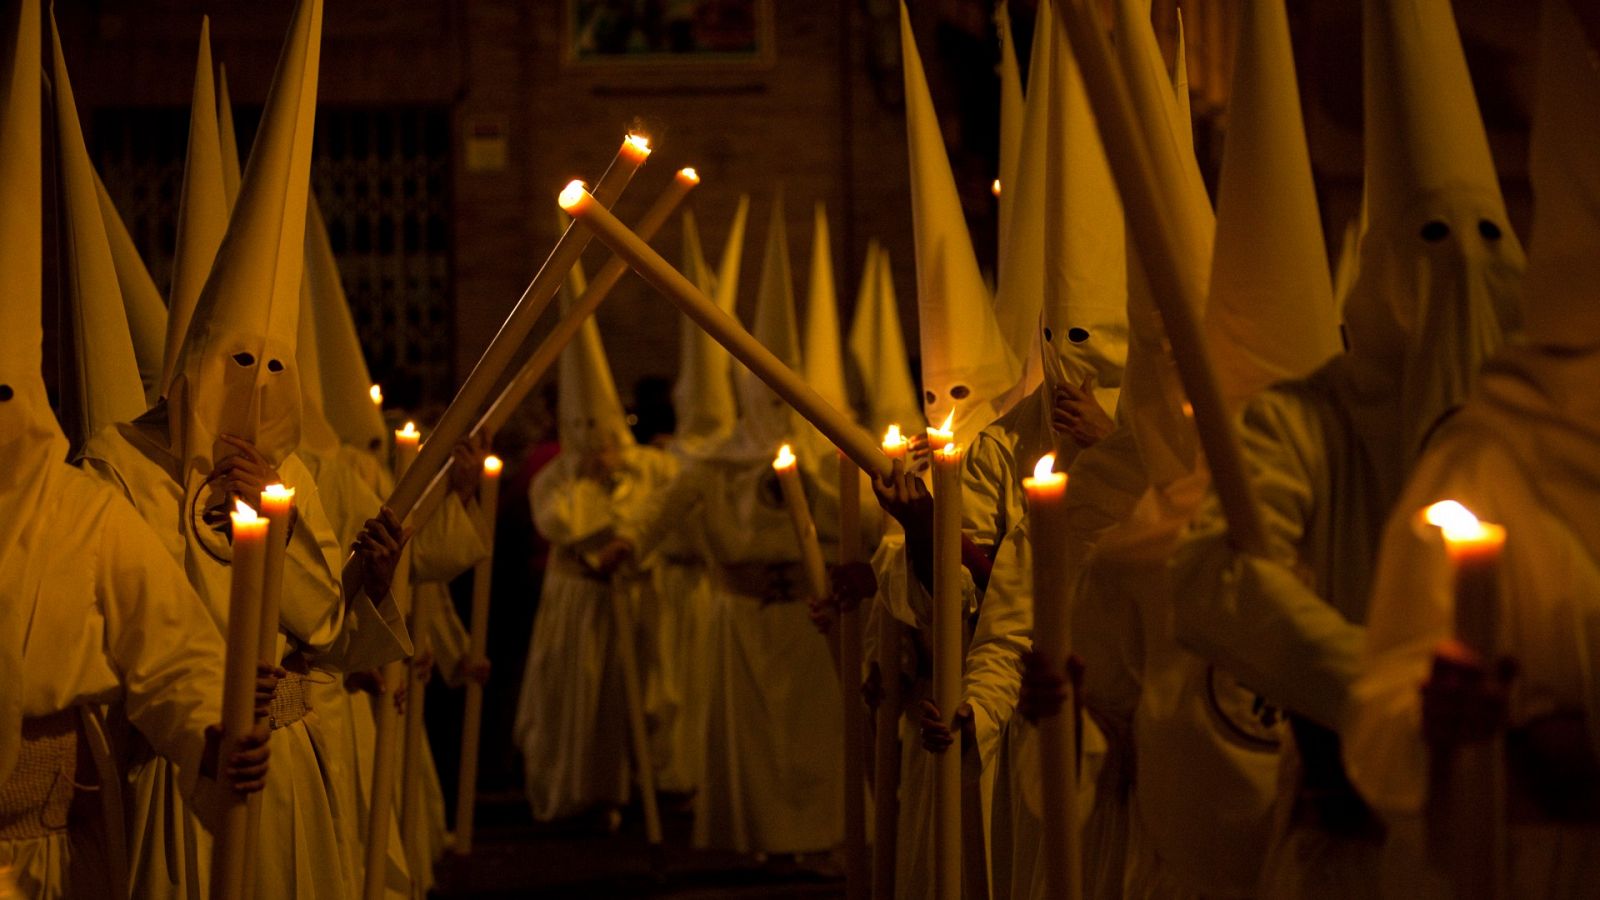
[0,385,12,402]
[1067,327,1091,344]
[1420,220,1451,242]
[950,384,970,400]
[1478,219,1502,240]
[231,352,256,367]
[267,359,285,373]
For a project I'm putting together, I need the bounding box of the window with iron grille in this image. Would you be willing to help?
[91,105,454,405]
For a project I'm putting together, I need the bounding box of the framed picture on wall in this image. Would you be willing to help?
[564,0,775,68]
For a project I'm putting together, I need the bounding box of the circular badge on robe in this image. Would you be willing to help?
[189,473,238,564]
[1205,665,1284,750]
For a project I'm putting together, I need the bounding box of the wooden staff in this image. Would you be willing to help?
[838,453,869,900]
[452,454,502,854]
[609,581,664,850]
[558,183,891,479]
[1053,0,1267,554]
[774,445,840,674]
[240,485,294,900]
[872,610,903,900]
[399,582,433,887]
[377,134,649,524]
[210,503,267,900]
[929,444,964,900]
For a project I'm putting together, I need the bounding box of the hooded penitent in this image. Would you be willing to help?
[848,243,923,434]
[1347,0,1524,462]
[556,234,633,457]
[51,15,147,447]
[218,62,242,209]
[673,196,747,451]
[720,192,805,459]
[165,0,321,564]
[1203,0,1342,413]
[160,17,229,399]
[1039,0,1128,443]
[96,172,169,406]
[0,0,53,784]
[996,0,1024,267]
[800,201,851,463]
[305,199,387,454]
[900,1,1021,446]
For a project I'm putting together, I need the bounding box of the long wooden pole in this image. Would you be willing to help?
[451,455,502,854]
[929,446,964,900]
[559,184,891,479]
[837,453,869,900]
[240,486,293,900]
[399,581,433,890]
[1053,0,1267,554]
[871,610,903,900]
[377,135,649,524]
[610,585,664,849]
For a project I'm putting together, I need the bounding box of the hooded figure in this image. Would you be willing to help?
[672,196,747,456]
[515,253,680,822]
[1348,5,1600,895]
[81,3,411,897]
[51,25,147,450]
[306,199,390,457]
[900,1,1022,447]
[848,242,923,435]
[218,63,243,208]
[95,171,170,407]
[160,17,229,400]
[799,201,853,470]
[1169,0,1524,896]
[995,0,1024,268]
[1,6,235,895]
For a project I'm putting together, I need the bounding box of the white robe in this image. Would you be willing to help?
[1,465,225,899]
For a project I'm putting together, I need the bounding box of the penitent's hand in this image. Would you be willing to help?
[918,699,973,753]
[459,655,491,686]
[201,722,272,794]
[1052,375,1115,449]
[212,435,285,511]
[592,537,634,577]
[352,507,408,600]
[1422,640,1516,749]
[255,662,286,720]
[870,458,933,532]
[448,432,490,502]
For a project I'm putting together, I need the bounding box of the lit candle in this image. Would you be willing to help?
[1024,453,1081,900]
[882,424,908,462]
[991,178,1002,197]
[241,484,294,885]
[930,440,963,900]
[558,180,892,478]
[370,384,383,408]
[1424,501,1507,658]
[454,454,502,853]
[773,444,831,603]
[394,422,420,477]
[927,410,955,448]
[211,500,268,900]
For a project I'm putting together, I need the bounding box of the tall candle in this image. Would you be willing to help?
[369,384,383,408]
[773,444,831,603]
[1425,500,1506,657]
[211,500,267,900]
[837,452,869,900]
[454,454,502,853]
[927,410,955,448]
[1024,453,1081,900]
[882,424,908,462]
[394,421,420,476]
[241,484,293,894]
[930,441,963,900]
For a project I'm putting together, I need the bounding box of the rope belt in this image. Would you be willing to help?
[268,672,311,731]
[717,561,807,605]
[0,709,83,841]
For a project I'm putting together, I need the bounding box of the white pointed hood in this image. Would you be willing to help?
[1040,3,1128,434]
[994,0,1053,395]
[557,243,632,455]
[1171,9,1195,161]
[726,192,803,457]
[1111,0,1212,233]
[849,243,924,434]
[0,0,64,783]
[900,1,1021,446]
[1203,0,1342,413]
[95,172,168,405]
[51,15,146,446]
[673,198,744,450]
[218,63,242,210]
[1520,0,1600,349]
[802,201,851,435]
[165,0,321,564]
[306,198,387,454]
[297,250,342,463]
[1345,0,1524,461]
[160,17,229,398]
[996,0,1025,261]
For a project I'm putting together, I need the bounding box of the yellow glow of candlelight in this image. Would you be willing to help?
[883,424,905,446]
[992,179,1002,197]
[262,483,295,502]
[559,180,590,212]
[938,442,958,459]
[938,410,954,434]
[1023,452,1067,492]
[773,443,797,471]
[678,167,700,184]
[1424,500,1505,548]
[1033,453,1056,481]
[233,498,260,523]
[370,384,383,406]
[927,410,955,444]
[623,133,652,158]
[483,455,503,476]
[398,421,420,440]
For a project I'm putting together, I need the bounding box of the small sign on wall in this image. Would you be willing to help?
[464,115,508,172]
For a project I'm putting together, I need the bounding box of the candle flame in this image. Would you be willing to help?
[934,410,954,434]
[991,178,1002,197]
[233,499,259,522]
[483,455,503,476]
[262,483,294,501]
[678,167,700,184]
[369,384,383,406]
[773,443,797,470]
[884,423,904,445]
[942,442,957,457]
[1424,500,1492,542]
[624,133,652,155]
[399,421,419,438]
[558,180,589,211]
[1033,453,1057,481]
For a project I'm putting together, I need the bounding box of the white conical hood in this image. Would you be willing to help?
[1342,0,1524,461]
[1521,0,1600,349]
[51,15,147,446]
[996,0,1025,261]
[0,0,62,784]
[1171,9,1195,162]
[1203,0,1342,412]
[218,62,242,210]
[673,199,743,449]
[306,198,387,454]
[297,245,342,462]
[994,0,1053,394]
[160,17,229,398]
[730,192,804,455]
[849,242,924,434]
[165,0,321,564]
[557,246,632,455]
[900,1,1021,445]
[1040,4,1128,432]
[95,172,168,405]
[801,202,852,462]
